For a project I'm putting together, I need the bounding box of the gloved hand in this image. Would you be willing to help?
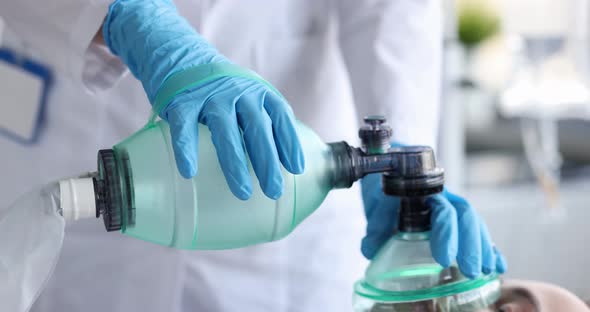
[103,0,304,200]
[361,173,507,278]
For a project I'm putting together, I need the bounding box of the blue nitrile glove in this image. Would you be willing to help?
[103,0,304,200]
[361,172,507,278]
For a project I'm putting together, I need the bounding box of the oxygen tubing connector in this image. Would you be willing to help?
[327,116,444,193]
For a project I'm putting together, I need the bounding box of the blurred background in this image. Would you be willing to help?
[440,0,590,301]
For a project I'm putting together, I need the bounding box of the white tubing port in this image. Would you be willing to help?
[59,177,97,221]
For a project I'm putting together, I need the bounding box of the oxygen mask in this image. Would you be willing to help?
[353,117,501,312]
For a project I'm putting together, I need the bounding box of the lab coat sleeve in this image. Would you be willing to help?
[0,1,127,92]
[337,0,443,149]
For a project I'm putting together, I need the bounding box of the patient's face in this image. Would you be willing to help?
[366,279,587,312]
[480,287,537,312]
[479,280,589,312]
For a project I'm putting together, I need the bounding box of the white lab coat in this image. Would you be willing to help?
[0,1,441,311]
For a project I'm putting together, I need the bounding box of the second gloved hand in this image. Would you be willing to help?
[103,0,304,200]
[361,173,507,278]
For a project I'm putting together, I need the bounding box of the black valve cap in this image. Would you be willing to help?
[359,115,393,154]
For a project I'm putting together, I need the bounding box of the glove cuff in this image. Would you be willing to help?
[103,0,228,102]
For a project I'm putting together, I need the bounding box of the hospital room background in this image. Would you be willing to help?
[439,0,590,302]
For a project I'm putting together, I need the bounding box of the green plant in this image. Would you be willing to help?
[457,1,500,47]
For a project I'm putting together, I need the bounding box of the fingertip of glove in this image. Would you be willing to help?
[458,257,481,279]
[179,165,197,179]
[360,239,377,260]
[234,192,251,201]
[361,248,374,260]
[173,143,198,180]
[462,269,481,279]
[434,254,453,269]
[284,145,305,175]
[260,171,284,200]
[265,187,283,200]
[292,155,305,174]
[496,255,508,274]
[430,233,458,268]
[233,185,253,201]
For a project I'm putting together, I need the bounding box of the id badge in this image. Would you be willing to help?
[0,48,52,144]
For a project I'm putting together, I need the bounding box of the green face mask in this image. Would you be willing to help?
[353,232,501,312]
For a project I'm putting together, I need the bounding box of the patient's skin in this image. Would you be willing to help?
[481,279,590,312]
[367,279,587,311]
